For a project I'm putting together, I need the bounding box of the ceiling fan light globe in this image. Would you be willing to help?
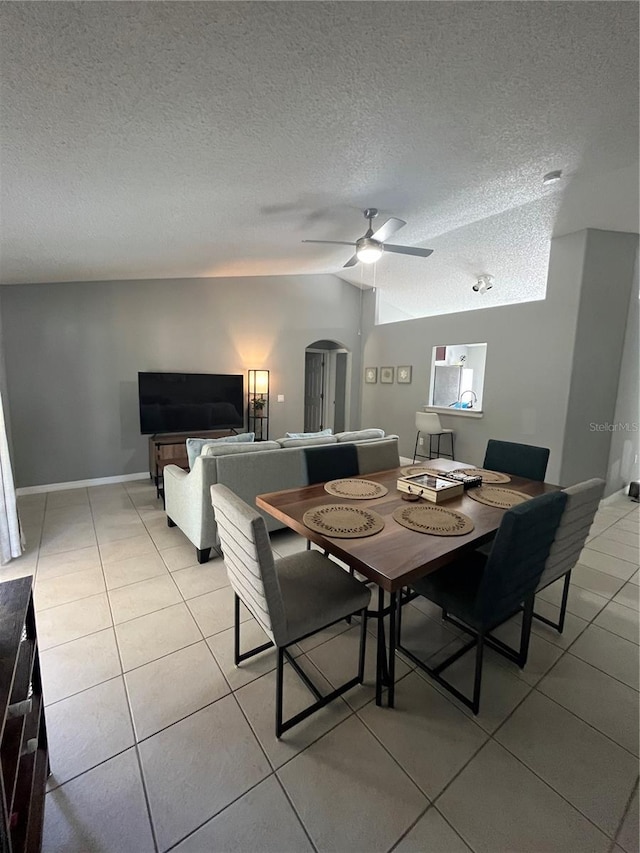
[356,237,383,264]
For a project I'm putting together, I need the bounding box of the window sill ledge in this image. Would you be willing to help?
[424,406,484,419]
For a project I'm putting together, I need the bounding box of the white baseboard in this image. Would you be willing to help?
[601,486,632,505]
[17,472,149,496]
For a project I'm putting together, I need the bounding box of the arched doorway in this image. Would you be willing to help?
[304,340,351,433]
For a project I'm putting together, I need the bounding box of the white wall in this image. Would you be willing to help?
[560,230,639,486]
[606,248,640,495]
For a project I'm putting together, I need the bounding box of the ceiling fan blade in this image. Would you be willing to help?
[302,240,356,247]
[371,217,406,243]
[343,254,359,268]
[383,244,434,258]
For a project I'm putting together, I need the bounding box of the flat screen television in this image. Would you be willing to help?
[138,372,244,435]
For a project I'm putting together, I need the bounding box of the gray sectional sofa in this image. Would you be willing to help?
[163,430,400,562]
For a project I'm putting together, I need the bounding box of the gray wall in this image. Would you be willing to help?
[606,247,640,496]
[0,300,15,458]
[363,228,639,488]
[0,274,363,487]
[560,230,639,486]
[362,231,588,485]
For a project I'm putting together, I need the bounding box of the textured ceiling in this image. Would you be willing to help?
[1,1,638,319]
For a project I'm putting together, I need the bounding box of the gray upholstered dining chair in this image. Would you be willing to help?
[534,478,605,633]
[483,439,550,481]
[210,484,371,738]
[397,491,567,714]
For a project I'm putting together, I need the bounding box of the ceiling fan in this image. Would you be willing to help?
[302,208,434,268]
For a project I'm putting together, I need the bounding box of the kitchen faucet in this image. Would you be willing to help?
[458,390,477,408]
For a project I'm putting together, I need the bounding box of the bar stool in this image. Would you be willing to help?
[413,412,455,462]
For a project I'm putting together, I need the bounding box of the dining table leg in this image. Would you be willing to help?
[374,587,399,708]
[387,591,398,708]
[375,587,386,706]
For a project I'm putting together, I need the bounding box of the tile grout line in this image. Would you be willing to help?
[90,485,162,853]
[35,487,159,847]
[532,683,640,756]
[155,553,326,853]
[389,547,637,848]
[135,516,311,853]
[561,645,639,695]
[480,577,640,841]
[611,777,638,853]
[26,487,640,852]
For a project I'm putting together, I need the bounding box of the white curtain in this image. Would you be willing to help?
[0,392,22,563]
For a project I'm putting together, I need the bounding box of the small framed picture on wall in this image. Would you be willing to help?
[397,366,412,384]
[364,367,378,384]
[380,366,394,384]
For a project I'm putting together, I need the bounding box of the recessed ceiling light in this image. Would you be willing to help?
[542,169,563,185]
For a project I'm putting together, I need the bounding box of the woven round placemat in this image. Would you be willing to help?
[324,479,389,499]
[399,465,448,478]
[303,504,385,538]
[392,504,474,536]
[452,467,511,484]
[466,486,530,509]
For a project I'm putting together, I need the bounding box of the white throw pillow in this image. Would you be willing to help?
[285,428,333,439]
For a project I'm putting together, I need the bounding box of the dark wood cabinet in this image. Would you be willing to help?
[0,577,49,853]
[148,431,235,495]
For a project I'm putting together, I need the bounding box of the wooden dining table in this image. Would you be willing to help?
[256,459,557,708]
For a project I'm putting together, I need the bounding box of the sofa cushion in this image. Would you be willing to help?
[186,432,255,468]
[285,428,333,439]
[201,440,280,458]
[335,428,385,442]
[277,435,337,448]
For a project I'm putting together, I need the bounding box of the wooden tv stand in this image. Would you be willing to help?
[148,431,235,490]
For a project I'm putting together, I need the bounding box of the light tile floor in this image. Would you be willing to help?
[3,481,639,853]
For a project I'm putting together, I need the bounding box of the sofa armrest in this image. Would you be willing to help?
[163,464,188,485]
[163,457,220,550]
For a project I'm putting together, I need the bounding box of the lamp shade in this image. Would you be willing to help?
[254,371,269,394]
[248,369,269,395]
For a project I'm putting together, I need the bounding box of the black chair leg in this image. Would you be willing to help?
[167,517,176,528]
[413,431,420,463]
[472,635,484,715]
[234,593,241,665]
[532,570,572,634]
[274,608,368,738]
[358,609,368,682]
[398,609,484,714]
[519,595,535,667]
[558,572,571,633]
[234,593,273,666]
[275,647,285,738]
[197,548,211,564]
